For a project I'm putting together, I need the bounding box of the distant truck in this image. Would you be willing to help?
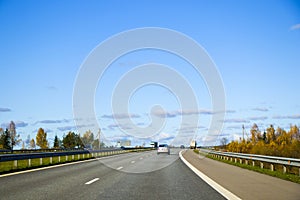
[190,140,197,149]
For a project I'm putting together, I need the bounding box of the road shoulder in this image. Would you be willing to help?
[181,149,300,200]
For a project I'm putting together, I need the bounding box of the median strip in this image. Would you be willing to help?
[85,178,99,185]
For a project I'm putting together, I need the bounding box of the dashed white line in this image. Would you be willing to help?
[85,178,99,185]
[131,161,135,164]
[140,157,143,160]
[117,166,123,170]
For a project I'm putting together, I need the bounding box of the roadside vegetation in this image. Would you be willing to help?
[0,121,105,152]
[219,124,300,158]
[193,123,300,184]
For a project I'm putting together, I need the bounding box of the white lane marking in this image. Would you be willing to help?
[131,161,135,164]
[179,150,241,200]
[117,166,123,170]
[140,157,143,160]
[85,178,100,185]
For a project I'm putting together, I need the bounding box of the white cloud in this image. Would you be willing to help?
[35,119,70,124]
[273,115,300,119]
[252,107,269,112]
[150,132,174,142]
[101,113,141,119]
[1,121,28,128]
[224,118,250,123]
[248,116,268,121]
[0,107,11,112]
[290,23,300,30]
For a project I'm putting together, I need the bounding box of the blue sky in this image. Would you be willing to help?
[0,0,300,148]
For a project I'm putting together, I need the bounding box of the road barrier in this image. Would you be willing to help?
[200,149,300,176]
[0,148,152,174]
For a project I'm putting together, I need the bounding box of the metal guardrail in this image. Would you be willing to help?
[0,148,152,162]
[200,149,300,167]
[200,148,300,175]
[0,148,154,174]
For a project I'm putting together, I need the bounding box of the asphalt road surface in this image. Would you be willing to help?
[0,149,225,200]
[183,149,300,200]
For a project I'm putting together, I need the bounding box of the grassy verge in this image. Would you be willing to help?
[0,155,93,174]
[193,150,300,184]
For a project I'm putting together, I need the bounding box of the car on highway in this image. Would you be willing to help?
[157,144,170,155]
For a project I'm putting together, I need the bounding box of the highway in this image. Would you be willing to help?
[0,149,225,200]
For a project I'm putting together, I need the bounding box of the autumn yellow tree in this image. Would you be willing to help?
[30,138,36,149]
[226,124,300,158]
[81,130,94,148]
[36,128,48,149]
[250,123,261,144]
[266,124,276,144]
[289,125,299,141]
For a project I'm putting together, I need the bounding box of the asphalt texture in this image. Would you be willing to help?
[0,149,225,200]
[182,149,300,200]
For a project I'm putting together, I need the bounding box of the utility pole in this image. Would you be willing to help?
[242,124,245,141]
[98,128,101,150]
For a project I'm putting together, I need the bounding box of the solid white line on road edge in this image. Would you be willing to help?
[131,161,135,164]
[117,166,123,170]
[179,150,241,200]
[85,178,99,185]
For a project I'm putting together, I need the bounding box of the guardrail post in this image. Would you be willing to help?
[260,162,263,169]
[270,164,274,171]
[66,155,68,161]
[50,157,52,164]
[28,159,31,167]
[72,155,74,160]
[240,159,242,164]
[14,160,18,169]
[83,154,85,159]
[230,157,233,162]
[78,154,80,160]
[245,160,248,165]
[234,158,237,163]
[283,166,286,174]
[58,156,61,162]
[40,158,43,165]
[252,161,255,166]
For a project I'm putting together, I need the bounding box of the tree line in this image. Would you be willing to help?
[0,122,105,150]
[223,124,300,158]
